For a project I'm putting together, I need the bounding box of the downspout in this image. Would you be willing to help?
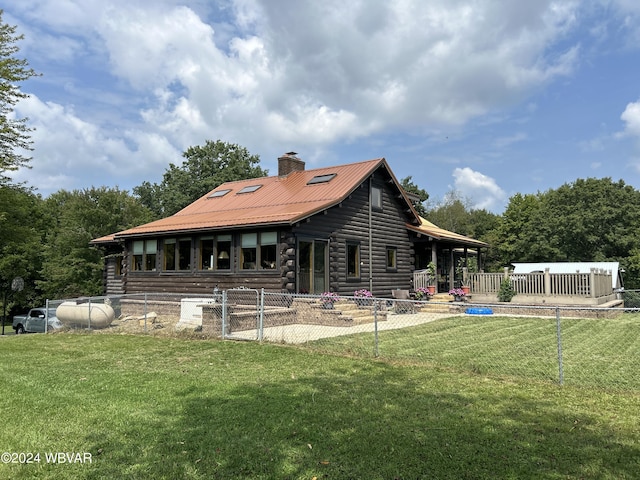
[368,177,373,293]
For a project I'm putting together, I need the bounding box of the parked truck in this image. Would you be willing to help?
[12,307,62,334]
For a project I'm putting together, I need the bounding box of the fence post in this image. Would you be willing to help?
[45,299,49,333]
[221,290,227,340]
[374,299,379,357]
[144,293,147,333]
[258,288,264,342]
[556,307,564,385]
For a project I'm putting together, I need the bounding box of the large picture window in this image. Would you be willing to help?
[198,234,232,270]
[260,232,277,269]
[347,242,360,279]
[163,238,192,271]
[241,231,278,270]
[132,240,157,271]
[163,239,176,271]
[178,238,191,270]
[241,233,257,269]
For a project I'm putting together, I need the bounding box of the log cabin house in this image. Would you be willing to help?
[91,153,487,297]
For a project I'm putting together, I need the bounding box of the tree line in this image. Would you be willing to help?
[417,180,640,289]
[3,147,639,315]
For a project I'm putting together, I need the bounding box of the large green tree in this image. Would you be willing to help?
[38,187,153,299]
[541,178,640,261]
[0,185,44,319]
[400,176,429,217]
[494,192,553,265]
[425,190,474,234]
[0,10,39,182]
[425,190,501,271]
[495,178,640,287]
[134,140,268,218]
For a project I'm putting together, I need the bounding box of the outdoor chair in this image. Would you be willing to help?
[391,289,415,314]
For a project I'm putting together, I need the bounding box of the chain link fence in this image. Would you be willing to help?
[45,290,639,391]
[621,289,640,308]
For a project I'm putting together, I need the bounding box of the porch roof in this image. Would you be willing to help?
[407,217,488,248]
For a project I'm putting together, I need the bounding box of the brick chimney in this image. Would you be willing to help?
[278,152,305,177]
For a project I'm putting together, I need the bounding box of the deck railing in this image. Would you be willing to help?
[415,267,615,304]
[472,269,612,297]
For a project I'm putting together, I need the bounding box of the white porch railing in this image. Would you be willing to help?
[414,267,616,305]
[413,269,434,289]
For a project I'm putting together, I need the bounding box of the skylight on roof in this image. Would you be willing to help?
[208,189,231,198]
[307,173,337,185]
[237,184,262,194]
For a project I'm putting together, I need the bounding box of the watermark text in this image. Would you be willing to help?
[2,452,93,464]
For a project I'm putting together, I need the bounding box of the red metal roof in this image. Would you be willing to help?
[108,158,401,239]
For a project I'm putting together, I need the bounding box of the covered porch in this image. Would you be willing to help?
[409,217,489,293]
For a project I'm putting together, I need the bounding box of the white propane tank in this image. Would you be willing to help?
[56,301,115,329]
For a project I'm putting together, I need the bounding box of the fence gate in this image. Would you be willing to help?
[224,288,261,340]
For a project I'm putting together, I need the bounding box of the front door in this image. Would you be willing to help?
[298,239,328,294]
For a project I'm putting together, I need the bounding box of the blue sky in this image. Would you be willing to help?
[5,0,640,213]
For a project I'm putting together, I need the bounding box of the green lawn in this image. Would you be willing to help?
[1,333,639,479]
[308,314,640,390]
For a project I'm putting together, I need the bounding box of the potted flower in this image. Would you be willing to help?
[425,261,437,294]
[414,287,433,301]
[354,288,373,307]
[448,288,466,301]
[320,291,340,309]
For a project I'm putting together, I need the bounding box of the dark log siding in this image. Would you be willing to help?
[104,256,124,295]
[100,167,416,297]
[292,170,415,297]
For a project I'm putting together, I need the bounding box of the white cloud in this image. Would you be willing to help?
[452,167,507,211]
[4,0,609,194]
[12,95,180,194]
[618,100,640,137]
[44,0,583,146]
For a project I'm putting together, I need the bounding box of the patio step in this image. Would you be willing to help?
[333,301,372,317]
[333,301,386,324]
[417,303,454,314]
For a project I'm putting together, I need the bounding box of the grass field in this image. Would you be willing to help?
[1,330,639,479]
[308,314,640,390]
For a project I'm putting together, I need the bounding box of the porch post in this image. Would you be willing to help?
[431,243,438,291]
[449,249,454,290]
[544,268,551,296]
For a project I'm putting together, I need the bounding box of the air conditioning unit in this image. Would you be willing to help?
[176,297,215,330]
